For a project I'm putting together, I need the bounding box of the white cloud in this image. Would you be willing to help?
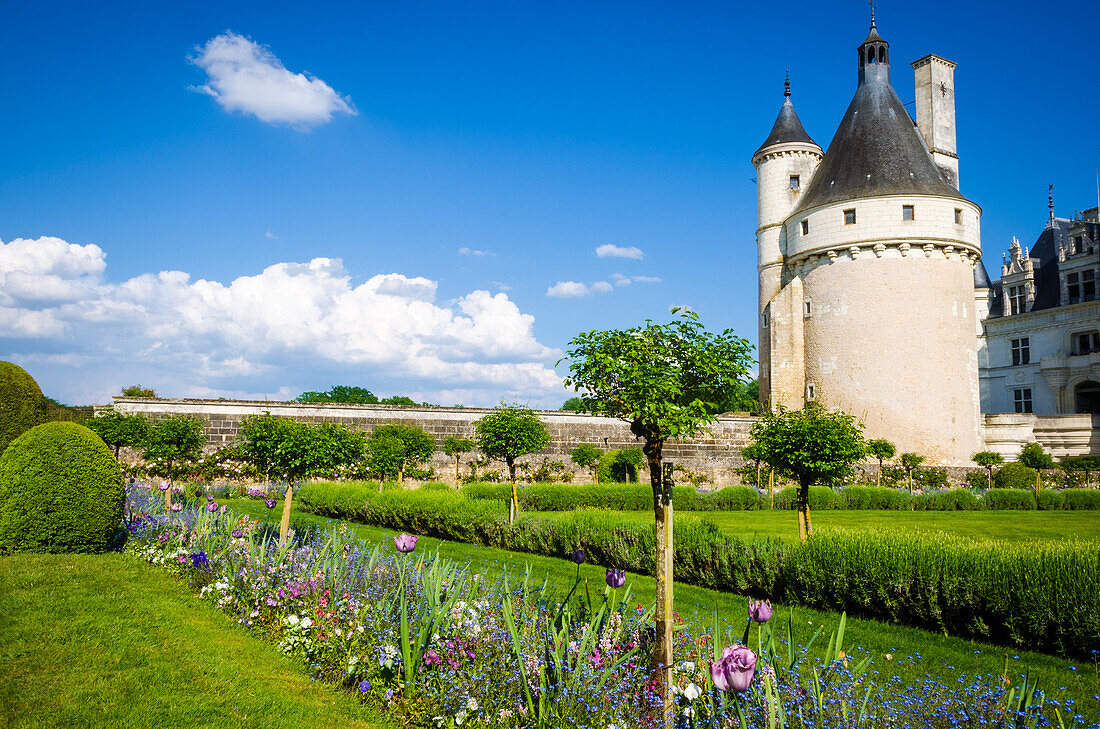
[265,228,279,240]
[190,32,356,128]
[589,281,614,294]
[0,236,563,406]
[631,275,662,283]
[458,247,493,257]
[546,281,591,298]
[595,244,644,260]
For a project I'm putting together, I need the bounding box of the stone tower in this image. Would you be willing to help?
[753,19,985,464]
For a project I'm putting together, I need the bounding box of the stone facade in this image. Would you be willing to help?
[112,397,756,484]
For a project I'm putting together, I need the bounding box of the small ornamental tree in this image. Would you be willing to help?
[474,404,551,521]
[84,410,150,458]
[561,309,753,724]
[972,450,1004,489]
[570,443,602,483]
[866,438,896,487]
[443,436,475,486]
[899,452,925,494]
[370,424,435,485]
[237,413,286,480]
[741,441,766,490]
[366,431,406,489]
[1018,441,1055,470]
[143,415,205,476]
[751,404,865,541]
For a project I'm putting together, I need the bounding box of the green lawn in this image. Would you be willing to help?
[584,508,1100,543]
[0,553,395,729]
[233,498,1100,718]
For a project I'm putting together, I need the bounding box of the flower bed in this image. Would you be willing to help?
[298,482,1100,659]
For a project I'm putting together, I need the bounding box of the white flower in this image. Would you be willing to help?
[683,706,696,719]
[286,615,299,626]
[300,617,312,629]
[455,709,468,725]
[432,717,446,728]
[676,660,696,675]
[465,697,479,711]
[683,683,702,701]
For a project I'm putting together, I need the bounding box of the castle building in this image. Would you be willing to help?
[981,205,1100,415]
[753,18,986,464]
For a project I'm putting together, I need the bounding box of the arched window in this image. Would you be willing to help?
[878,46,886,63]
[1075,380,1100,414]
[867,47,875,64]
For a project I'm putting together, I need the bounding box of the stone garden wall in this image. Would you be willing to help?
[111,397,756,484]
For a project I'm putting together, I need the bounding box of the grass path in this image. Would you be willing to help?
[0,553,395,729]
[232,498,1100,718]
[553,508,1100,543]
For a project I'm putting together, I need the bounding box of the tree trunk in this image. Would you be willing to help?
[797,480,812,541]
[642,435,673,729]
[876,459,882,488]
[755,462,761,488]
[454,457,460,487]
[907,470,913,494]
[768,469,775,510]
[507,455,517,524]
[988,468,993,490]
[1035,470,1041,500]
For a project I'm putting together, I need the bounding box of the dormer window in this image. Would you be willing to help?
[1074,236,1083,254]
[789,175,800,190]
[1009,285,1027,315]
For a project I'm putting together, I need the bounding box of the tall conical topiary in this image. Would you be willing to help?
[0,361,46,455]
[0,421,125,553]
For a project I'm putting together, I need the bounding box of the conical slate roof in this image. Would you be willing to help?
[755,96,817,156]
[973,258,993,289]
[794,34,968,213]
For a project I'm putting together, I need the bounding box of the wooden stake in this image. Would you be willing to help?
[279,483,293,546]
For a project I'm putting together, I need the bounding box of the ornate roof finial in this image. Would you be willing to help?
[1048,183,1055,221]
[784,70,790,98]
[870,0,877,28]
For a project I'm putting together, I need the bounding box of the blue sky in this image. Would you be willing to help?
[2,0,1098,407]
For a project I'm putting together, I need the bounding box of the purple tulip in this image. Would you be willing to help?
[394,533,418,553]
[748,599,773,623]
[710,645,756,692]
[264,498,277,509]
[571,548,586,565]
[359,679,370,693]
[605,568,626,588]
[231,529,244,539]
[206,495,214,502]
[206,502,219,513]
[170,503,182,512]
[159,480,170,491]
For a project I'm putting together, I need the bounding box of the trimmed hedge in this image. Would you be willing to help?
[1063,489,1100,510]
[462,482,767,511]
[297,482,1100,659]
[0,361,46,456]
[0,421,125,553]
[983,488,1036,510]
[994,462,1038,490]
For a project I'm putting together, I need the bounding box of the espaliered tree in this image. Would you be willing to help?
[866,438,896,487]
[474,404,550,522]
[561,309,753,726]
[751,404,865,541]
[443,436,475,486]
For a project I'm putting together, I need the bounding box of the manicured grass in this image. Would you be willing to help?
[234,498,1100,718]
[0,552,395,729]
[593,508,1100,543]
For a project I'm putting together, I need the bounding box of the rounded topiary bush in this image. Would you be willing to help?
[0,421,124,553]
[993,462,1038,490]
[0,361,46,456]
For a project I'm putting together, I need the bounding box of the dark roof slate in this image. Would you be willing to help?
[973,258,993,289]
[755,97,817,156]
[794,69,969,213]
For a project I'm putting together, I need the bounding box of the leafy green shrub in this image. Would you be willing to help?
[0,422,124,553]
[702,486,764,511]
[983,488,1036,510]
[1036,490,1065,510]
[773,485,839,510]
[1062,489,1100,510]
[841,486,913,510]
[299,480,1100,658]
[1018,442,1056,470]
[914,489,981,511]
[596,448,645,483]
[0,361,46,456]
[913,467,950,490]
[419,482,452,492]
[144,414,206,475]
[993,462,1037,490]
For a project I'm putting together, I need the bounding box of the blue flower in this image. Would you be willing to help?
[359,679,370,693]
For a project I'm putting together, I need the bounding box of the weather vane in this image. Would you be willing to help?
[870,0,876,27]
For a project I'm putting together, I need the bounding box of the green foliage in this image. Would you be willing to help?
[560,397,586,412]
[1017,442,1056,470]
[750,405,866,490]
[866,439,896,464]
[994,462,1038,490]
[913,489,981,511]
[473,404,551,481]
[562,309,755,484]
[899,453,925,472]
[0,361,46,456]
[442,436,474,458]
[0,422,124,553]
[1062,489,1100,510]
[369,424,436,481]
[568,443,601,480]
[709,377,762,415]
[983,489,1036,510]
[596,447,644,483]
[295,386,378,404]
[84,410,150,457]
[237,414,365,481]
[841,486,913,510]
[773,485,840,510]
[120,385,155,398]
[143,415,205,469]
[461,482,765,511]
[299,481,1100,658]
[379,396,419,407]
[971,450,1004,470]
[912,466,950,490]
